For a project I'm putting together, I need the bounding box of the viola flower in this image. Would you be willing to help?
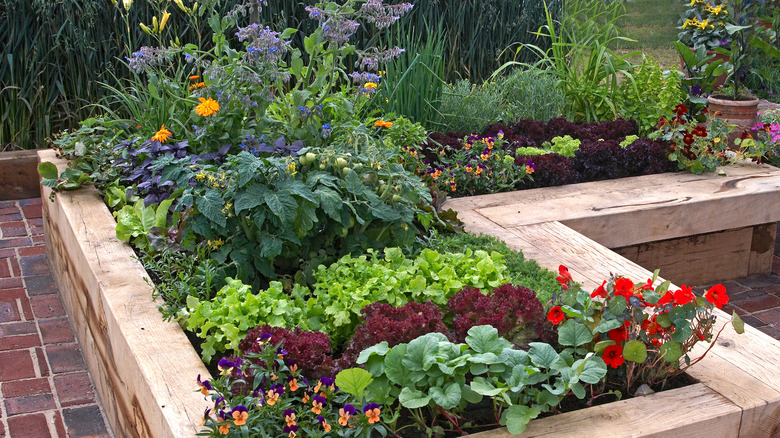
[217,358,236,376]
[339,404,356,426]
[195,97,219,117]
[198,408,211,427]
[197,374,212,395]
[673,285,695,305]
[497,130,504,140]
[231,405,248,426]
[151,124,172,143]
[218,422,230,434]
[556,265,572,290]
[547,306,564,325]
[266,389,280,406]
[283,424,299,437]
[363,403,381,424]
[603,344,625,368]
[613,278,635,299]
[705,284,729,309]
[288,377,299,392]
[301,392,310,404]
[311,394,326,415]
[320,376,335,391]
[318,415,332,432]
[283,408,297,427]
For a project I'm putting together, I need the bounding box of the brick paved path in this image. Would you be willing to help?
[0,198,111,438]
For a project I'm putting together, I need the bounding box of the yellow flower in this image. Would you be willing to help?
[195,97,220,117]
[151,124,172,143]
[364,82,377,89]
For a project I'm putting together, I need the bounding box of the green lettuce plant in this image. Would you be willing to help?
[304,247,510,345]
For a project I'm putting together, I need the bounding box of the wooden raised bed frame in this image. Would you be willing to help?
[40,149,780,437]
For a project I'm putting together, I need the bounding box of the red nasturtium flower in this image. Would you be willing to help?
[692,126,708,137]
[602,344,625,368]
[674,103,688,117]
[547,306,565,325]
[673,285,695,306]
[608,322,629,344]
[613,278,635,299]
[682,133,695,146]
[657,291,675,307]
[591,280,608,298]
[556,265,573,290]
[705,284,729,309]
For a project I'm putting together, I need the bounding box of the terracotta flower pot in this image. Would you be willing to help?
[707,94,760,144]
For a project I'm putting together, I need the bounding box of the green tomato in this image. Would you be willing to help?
[392,194,401,202]
[341,167,351,176]
[335,157,348,169]
[305,152,317,162]
[319,163,327,170]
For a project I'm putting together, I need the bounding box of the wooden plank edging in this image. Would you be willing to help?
[1,149,43,200]
[39,150,209,438]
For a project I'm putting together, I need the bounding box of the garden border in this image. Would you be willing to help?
[40,149,780,437]
[1,149,42,200]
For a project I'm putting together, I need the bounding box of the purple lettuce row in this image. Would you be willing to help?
[425,118,675,190]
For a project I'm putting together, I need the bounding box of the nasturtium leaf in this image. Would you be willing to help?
[335,368,374,400]
[571,382,586,399]
[659,341,683,363]
[671,322,692,343]
[622,340,648,363]
[37,162,58,180]
[593,340,616,353]
[558,319,594,346]
[430,382,461,410]
[608,296,627,316]
[655,312,672,328]
[403,333,446,372]
[501,405,541,435]
[732,311,745,334]
[398,387,431,409]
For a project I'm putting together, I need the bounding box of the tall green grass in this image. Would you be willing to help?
[1,0,557,150]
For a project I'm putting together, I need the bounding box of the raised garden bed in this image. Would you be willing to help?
[0,149,42,200]
[40,149,780,437]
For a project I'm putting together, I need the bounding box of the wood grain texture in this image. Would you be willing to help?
[0,149,41,200]
[443,162,780,248]
[470,384,741,438]
[612,227,754,285]
[39,150,209,438]
[748,223,777,275]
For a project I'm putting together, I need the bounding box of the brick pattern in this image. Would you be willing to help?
[0,199,111,437]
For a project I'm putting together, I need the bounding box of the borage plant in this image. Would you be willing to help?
[548,265,744,396]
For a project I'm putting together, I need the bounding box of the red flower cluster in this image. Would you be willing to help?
[556,265,572,290]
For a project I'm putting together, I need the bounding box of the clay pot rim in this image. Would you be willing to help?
[707,95,760,106]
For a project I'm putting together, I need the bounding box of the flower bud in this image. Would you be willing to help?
[174,0,187,12]
[139,23,152,35]
[160,11,171,31]
[122,0,133,10]
[152,16,159,33]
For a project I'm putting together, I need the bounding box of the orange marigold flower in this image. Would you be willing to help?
[705,284,728,309]
[374,119,393,128]
[189,75,201,80]
[189,82,206,90]
[195,97,219,117]
[151,124,172,143]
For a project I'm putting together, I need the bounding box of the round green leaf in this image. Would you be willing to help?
[37,161,58,180]
[398,387,432,409]
[593,340,616,353]
[335,368,373,400]
[659,341,683,363]
[430,382,462,410]
[622,340,647,363]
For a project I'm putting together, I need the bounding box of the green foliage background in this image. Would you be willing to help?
[0,0,559,150]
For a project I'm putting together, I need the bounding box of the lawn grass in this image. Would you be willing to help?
[613,0,687,68]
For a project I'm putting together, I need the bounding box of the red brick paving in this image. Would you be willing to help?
[0,199,111,437]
